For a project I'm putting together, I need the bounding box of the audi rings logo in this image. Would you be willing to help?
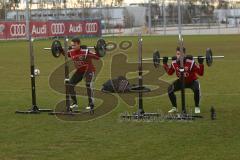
[86,23,98,33]
[10,24,26,36]
[51,23,65,34]
[0,24,5,33]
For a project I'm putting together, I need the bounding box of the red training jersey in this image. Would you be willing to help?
[163,58,204,84]
[68,49,99,73]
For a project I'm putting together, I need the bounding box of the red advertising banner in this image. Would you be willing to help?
[0,22,6,39]
[0,20,101,40]
[31,21,48,37]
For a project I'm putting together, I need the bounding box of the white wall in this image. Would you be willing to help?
[214,9,240,25]
[125,6,147,26]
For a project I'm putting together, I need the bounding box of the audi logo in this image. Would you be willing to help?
[10,24,26,36]
[0,24,5,33]
[51,23,65,34]
[85,23,98,33]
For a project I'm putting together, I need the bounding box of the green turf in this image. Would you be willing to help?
[0,35,240,160]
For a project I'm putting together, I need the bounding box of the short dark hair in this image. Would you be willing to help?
[71,37,81,44]
[176,46,186,54]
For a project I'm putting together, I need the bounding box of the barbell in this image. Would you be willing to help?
[142,48,224,68]
[44,39,109,58]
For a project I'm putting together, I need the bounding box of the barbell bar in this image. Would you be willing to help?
[142,56,224,61]
[143,48,224,68]
[43,46,97,53]
[43,46,96,50]
[44,39,110,58]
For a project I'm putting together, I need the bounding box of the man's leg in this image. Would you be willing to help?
[69,71,84,105]
[189,80,201,113]
[85,72,95,109]
[168,79,181,112]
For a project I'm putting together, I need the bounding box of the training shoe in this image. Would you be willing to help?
[85,105,94,114]
[90,106,94,115]
[69,103,79,111]
[85,106,91,110]
[195,107,201,114]
[168,107,178,113]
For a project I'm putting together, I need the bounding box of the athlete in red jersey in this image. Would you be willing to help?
[68,37,100,112]
[163,47,204,114]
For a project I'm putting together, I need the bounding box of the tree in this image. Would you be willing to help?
[0,0,5,19]
[63,0,67,8]
[6,0,20,10]
[217,0,229,9]
[0,0,20,19]
[115,0,123,6]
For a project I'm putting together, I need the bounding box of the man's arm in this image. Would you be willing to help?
[86,50,100,60]
[67,49,75,58]
[193,63,204,76]
[194,56,204,76]
[162,56,175,75]
[163,63,175,75]
[67,51,71,57]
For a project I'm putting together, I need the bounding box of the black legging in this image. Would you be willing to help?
[168,79,201,108]
[68,71,94,106]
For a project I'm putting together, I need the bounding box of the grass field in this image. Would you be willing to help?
[0,35,240,160]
